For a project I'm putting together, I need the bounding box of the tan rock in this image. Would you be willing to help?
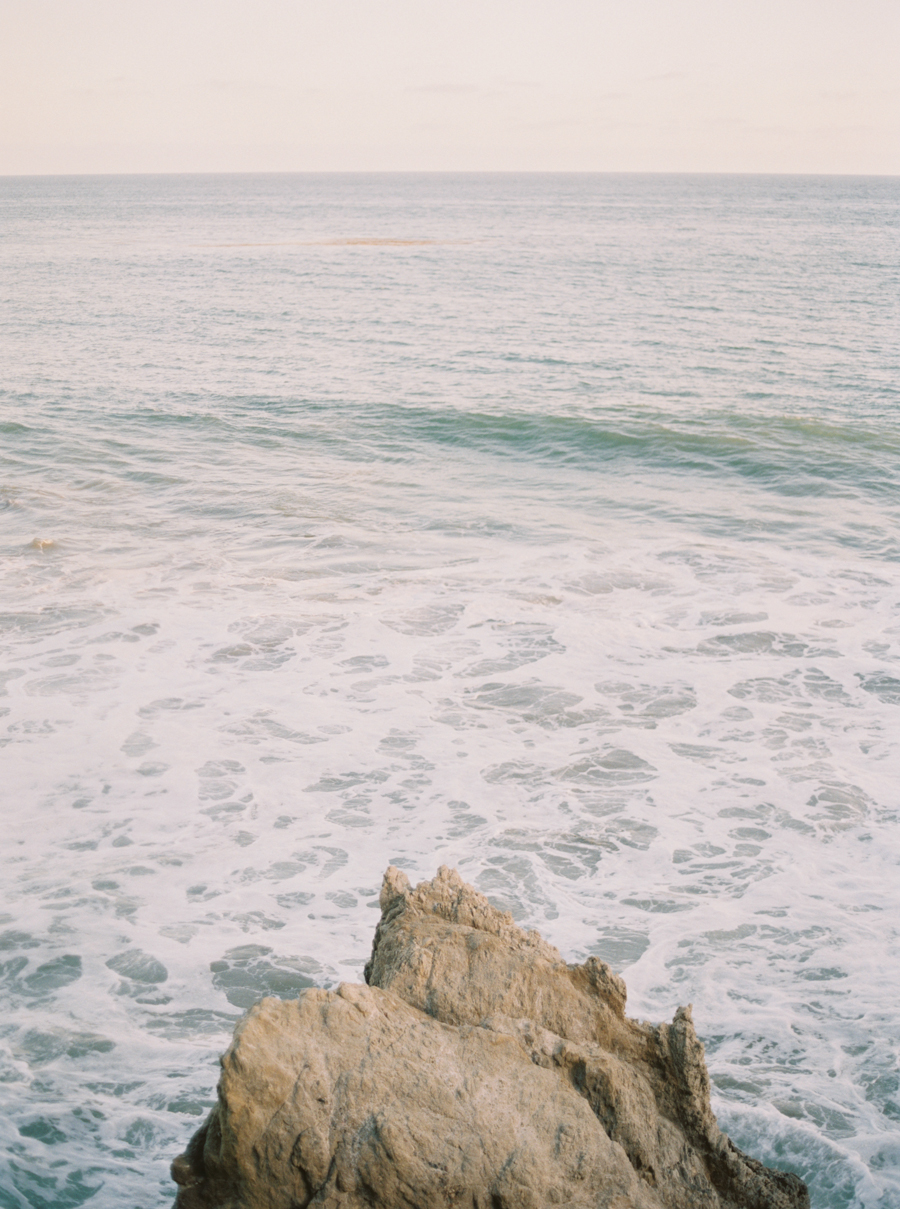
[172,866,809,1209]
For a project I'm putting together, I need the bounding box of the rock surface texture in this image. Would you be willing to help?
[172,866,809,1209]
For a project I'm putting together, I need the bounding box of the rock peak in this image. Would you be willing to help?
[172,866,809,1209]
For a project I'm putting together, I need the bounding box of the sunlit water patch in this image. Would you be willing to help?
[1,173,899,1208]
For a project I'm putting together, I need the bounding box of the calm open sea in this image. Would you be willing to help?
[1,173,899,1208]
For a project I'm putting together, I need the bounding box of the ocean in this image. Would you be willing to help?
[1,172,899,1207]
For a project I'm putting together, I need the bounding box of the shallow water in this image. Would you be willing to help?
[1,173,899,1207]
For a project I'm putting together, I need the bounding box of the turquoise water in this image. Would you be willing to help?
[1,173,899,1207]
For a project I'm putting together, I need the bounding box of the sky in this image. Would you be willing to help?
[1,0,898,175]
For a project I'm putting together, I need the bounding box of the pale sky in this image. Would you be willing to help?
[1,0,898,175]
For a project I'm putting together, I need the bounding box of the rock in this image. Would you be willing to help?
[172,866,809,1209]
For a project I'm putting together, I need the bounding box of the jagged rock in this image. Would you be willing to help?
[172,866,809,1209]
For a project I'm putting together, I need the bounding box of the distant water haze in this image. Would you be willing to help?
[1,0,898,174]
[1,173,900,1206]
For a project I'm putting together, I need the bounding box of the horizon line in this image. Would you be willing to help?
[2,168,898,180]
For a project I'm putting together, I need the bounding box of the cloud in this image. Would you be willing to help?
[205,80,281,93]
[67,83,150,99]
[406,84,482,95]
